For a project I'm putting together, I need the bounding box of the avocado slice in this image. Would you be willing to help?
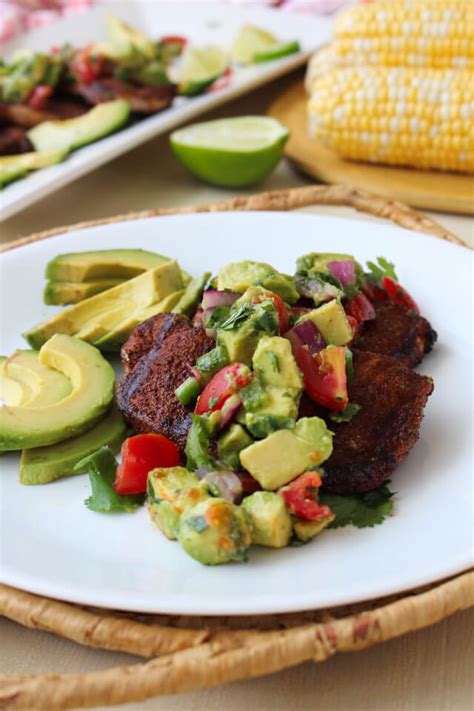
[241,491,292,548]
[0,150,67,188]
[0,334,115,451]
[239,417,333,490]
[45,249,174,282]
[23,260,183,349]
[94,289,184,352]
[0,350,72,408]
[44,279,124,305]
[19,407,127,485]
[0,356,33,407]
[28,100,130,153]
[172,272,211,317]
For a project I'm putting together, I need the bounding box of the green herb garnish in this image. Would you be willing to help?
[78,447,143,513]
[329,402,361,423]
[219,303,252,331]
[320,481,395,528]
[366,256,398,283]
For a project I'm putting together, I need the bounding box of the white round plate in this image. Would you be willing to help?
[0,212,472,615]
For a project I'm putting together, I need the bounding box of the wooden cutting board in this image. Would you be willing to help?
[268,81,474,216]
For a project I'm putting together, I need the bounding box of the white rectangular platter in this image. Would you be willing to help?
[0,1,332,221]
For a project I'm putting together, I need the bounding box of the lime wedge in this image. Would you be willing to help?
[254,40,300,63]
[177,45,228,96]
[170,116,289,188]
[231,25,278,64]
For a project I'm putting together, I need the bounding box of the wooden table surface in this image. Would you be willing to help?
[1,71,473,710]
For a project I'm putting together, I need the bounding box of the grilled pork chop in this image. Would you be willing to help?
[73,79,175,114]
[309,349,434,494]
[118,314,214,451]
[356,302,437,368]
[0,100,86,128]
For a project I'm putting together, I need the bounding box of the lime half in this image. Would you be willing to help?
[231,25,277,64]
[177,45,228,96]
[170,116,289,188]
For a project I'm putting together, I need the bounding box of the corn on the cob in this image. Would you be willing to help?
[307,67,474,173]
[306,0,474,92]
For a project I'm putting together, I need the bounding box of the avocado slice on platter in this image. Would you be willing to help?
[27,100,130,154]
[0,349,72,409]
[0,334,114,451]
[43,279,124,306]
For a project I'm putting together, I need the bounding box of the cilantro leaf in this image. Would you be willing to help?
[78,446,143,513]
[185,414,217,471]
[366,256,398,283]
[319,481,395,528]
[219,303,252,331]
[329,402,361,423]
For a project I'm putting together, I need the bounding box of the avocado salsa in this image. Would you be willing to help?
[1,248,423,566]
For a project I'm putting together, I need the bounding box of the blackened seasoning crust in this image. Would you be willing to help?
[356,301,437,368]
[118,313,214,451]
[314,349,434,494]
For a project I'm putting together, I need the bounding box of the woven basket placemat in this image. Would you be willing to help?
[0,185,472,710]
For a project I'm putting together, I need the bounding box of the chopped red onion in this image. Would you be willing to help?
[285,319,326,356]
[328,260,356,286]
[219,393,242,430]
[192,308,204,328]
[202,471,243,503]
[201,289,239,311]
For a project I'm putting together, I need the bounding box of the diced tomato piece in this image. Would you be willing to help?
[346,293,375,322]
[161,35,188,47]
[251,290,289,334]
[195,363,252,415]
[361,279,388,303]
[114,434,180,495]
[296,344,348,411]
[280,471,333,521]
[207,67,233,93]
[381,276,420,314]
[28,85,53,110]
[71,46,104,84]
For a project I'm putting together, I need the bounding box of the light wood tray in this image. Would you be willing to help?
[268,82,474,216]
[0,185,472,710]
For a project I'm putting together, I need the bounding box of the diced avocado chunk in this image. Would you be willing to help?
[239,417,333,490]
[296,252,362,277]
[28,100,130,153]
[217,424,253,471]
[216,287,280,366]
[0,349,71,408]
[23,260,182,349]
[301,301,352,346]
[19,407,127,485]
[94,289,184,352]
[241,491,292,548]
[242,336,302,437]
[0,335,115,451]
[104,14,156,61]
[43,279,124,305]
[293,515,334,543]
[252,336,303,391]
[178,498,252,565]
[45,249,173,282]
[217,261,299,303]
[147,466,210,540]
[172,272,211,317]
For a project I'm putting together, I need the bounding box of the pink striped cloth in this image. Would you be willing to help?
[0,0,354,46]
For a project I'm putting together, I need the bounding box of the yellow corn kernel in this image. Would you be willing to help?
[307,67,474,173]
